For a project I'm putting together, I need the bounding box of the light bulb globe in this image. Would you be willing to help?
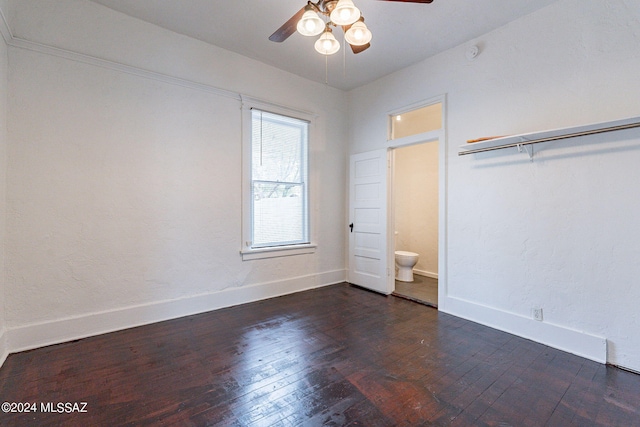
[345,21,372,46]
[314,31,340,55]
[330,0,361,26]
[297,10,324,37]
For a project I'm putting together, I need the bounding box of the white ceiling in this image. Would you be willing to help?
[89,0,559,91]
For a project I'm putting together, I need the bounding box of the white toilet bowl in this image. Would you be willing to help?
[395,251,419,282]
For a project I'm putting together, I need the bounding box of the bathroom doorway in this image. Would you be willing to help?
[387,99,443,307]
[391,141,439,307]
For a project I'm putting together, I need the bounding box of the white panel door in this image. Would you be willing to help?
[348,149,392,294]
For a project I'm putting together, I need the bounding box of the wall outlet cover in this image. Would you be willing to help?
[533,308,544,321]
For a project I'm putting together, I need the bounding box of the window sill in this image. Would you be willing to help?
[240,244,317,261]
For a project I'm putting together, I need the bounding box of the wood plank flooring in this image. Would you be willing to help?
[1,283,639,426]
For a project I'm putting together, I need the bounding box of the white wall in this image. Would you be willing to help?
[349,0,640,372]
[2,0,348,354]
[394,142,438,277]
[0,0,8,366]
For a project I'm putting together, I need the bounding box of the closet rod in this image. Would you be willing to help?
[459,121,640,156]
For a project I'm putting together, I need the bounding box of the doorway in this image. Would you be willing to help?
[391,141,439,307]
[388,98,444,307]
[347,97,446,303]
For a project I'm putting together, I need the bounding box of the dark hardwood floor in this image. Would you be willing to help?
[1,283,639,426]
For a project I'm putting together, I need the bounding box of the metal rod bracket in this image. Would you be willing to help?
[517,140,534,161]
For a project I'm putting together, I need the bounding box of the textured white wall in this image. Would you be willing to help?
[0,4,7,364]
[394,142,438,276]
[349,0,640,371]
[3,0,347,348]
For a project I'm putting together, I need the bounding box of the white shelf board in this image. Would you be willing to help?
[459,115,640,156]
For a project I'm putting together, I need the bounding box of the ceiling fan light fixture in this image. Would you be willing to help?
[330,0,361,26]
[296,9,325,37]
[314,29,340,55]
[344,19,372,46]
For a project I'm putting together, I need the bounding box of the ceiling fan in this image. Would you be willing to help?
[269,0,434,55]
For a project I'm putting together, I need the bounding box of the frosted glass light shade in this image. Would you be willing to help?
[314,31,340,55]
[345,20,372,46]
[330,0,361,26]
[296,10,324,37]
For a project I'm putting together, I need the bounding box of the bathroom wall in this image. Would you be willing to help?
[349,0,640,372]
[0,0,8,366]
[2,0,348,355]
[394,142,438,277]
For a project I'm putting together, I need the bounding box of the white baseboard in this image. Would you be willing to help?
[0,328,7,368]
[6,269,347,356]
[414,269,438,279]
[439,295,607,364]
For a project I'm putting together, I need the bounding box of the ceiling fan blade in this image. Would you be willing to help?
[377,0,434,3]
[350,43,371,54]
[269,6,306,42]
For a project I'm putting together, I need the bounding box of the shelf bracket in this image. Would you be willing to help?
[517,139,534,161]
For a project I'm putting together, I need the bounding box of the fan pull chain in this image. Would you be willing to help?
[342,31,347,78]
[325,54,329,85]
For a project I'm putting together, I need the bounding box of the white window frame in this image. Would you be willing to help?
[240,98,316,261]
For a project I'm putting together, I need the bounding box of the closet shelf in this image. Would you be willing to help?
[458,116,640,156]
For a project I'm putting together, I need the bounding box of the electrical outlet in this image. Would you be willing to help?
[532,308,543,321]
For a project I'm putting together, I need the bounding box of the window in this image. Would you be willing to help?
[241,101,315,260]
[251,109,308,247]
[389,102,442,141]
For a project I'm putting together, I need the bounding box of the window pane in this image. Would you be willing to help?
[252,182,306,246]
[390,103,442,140]
[252,111,306,183]
[251,109,309,248]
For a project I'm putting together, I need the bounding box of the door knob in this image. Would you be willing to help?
[349,223,354,232]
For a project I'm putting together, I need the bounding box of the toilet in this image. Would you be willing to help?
[395,251,419,282]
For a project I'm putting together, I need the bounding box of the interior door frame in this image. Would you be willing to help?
[386,95,447,308]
